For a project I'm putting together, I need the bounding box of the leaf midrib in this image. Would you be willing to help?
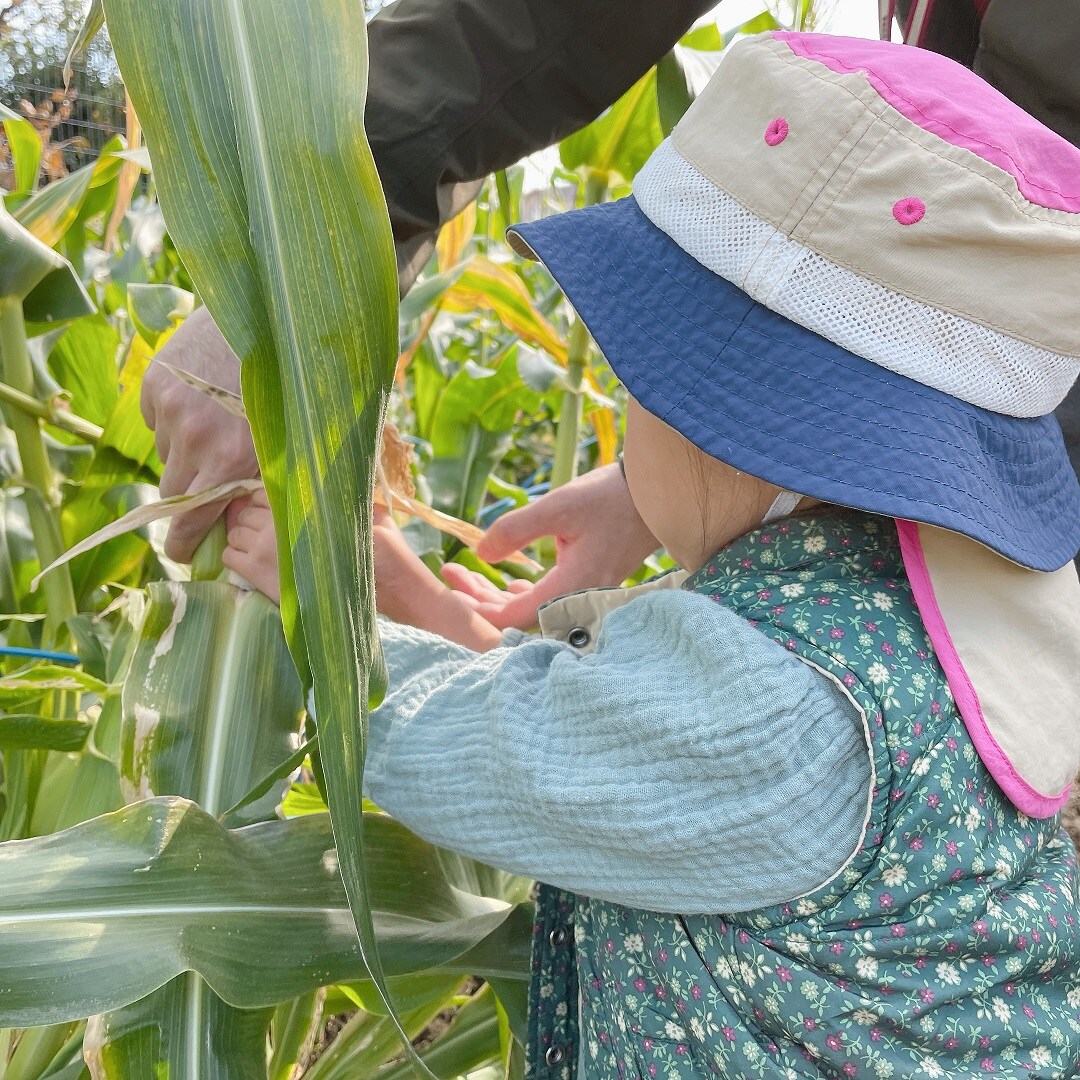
[0,902,350,924]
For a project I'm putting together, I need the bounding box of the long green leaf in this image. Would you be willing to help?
[560,68,663,185]
[0,103,43,197]
[377,989,502,1080]
[13,143,125,251]
[0,798,518,1027]
[101,563,306,1078]
[0,714,92,752]
[100,0,401,1053]
[119,579,303,818]
[64,0,105,84]
[83,982,273,1080]
[427,351,539,522]
[0,201,93,322]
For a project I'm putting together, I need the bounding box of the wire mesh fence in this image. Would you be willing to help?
[1,0,125,178]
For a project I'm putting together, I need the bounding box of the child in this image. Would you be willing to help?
[224,32,1080,1080]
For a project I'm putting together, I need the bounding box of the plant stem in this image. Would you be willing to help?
[190,518,229,581]
[0,298,77,643]
[495,169,514,226]
[549,318,590,490]
[584,172,608,207]
[549,172,605,492]
[0,378,103,444]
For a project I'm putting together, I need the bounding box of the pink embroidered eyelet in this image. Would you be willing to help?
[892,197,926,225]
[764,117,789,146]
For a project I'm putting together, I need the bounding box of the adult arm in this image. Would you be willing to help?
[146,0,712,559]
[366,0,717,291]
[363,588,871,914]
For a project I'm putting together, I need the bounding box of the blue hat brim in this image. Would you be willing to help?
[510,196,1080,571]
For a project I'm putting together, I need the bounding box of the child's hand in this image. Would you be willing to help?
[223,486,281,603]
[222,492,502,651]
[372,505,502,651]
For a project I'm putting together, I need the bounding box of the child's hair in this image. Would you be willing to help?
[681,436,833,551]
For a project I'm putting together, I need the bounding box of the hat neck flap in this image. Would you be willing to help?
[896,520,1080,817]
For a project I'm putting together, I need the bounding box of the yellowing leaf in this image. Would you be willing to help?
[441,255,568,362]
[435,202,476,273]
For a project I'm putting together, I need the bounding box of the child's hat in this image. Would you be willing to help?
[509,31,1080,573]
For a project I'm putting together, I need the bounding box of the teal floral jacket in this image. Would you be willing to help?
[527,511,1080,1079]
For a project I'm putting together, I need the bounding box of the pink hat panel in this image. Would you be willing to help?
[775,32,1080,213]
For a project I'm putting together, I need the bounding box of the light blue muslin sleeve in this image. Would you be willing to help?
[362,588,870,915]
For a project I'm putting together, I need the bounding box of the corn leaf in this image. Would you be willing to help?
[560,69,663,186]
[93,535,307,1076]
[0,103,43,197]
[102,0,405,1058]
[441,255,568,362]
[63,0,105,84]
[84,986,272,1080]
[436,202,477,273]
[0,798,520,1028]
[0,200,93,322]
[127,283,194,348]
[0,714,92,752]
[13,140,126,249]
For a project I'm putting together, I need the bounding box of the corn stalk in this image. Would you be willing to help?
[91,0,411,1066]
[0,204,92,643]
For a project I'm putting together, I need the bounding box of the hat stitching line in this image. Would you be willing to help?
[786,109,893,260]
[604,209,1048,450]
[773,106,880,262]
[748,106,886,302]
[792,40,1080,206]
[652,148,1080,359]
[588,236,1057,522]
[770,36,1080,216]
[774,104,1080,371]
[526,205,1063,491]
[661,285,759,431]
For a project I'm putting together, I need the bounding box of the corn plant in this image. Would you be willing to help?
[0,5,798,1077]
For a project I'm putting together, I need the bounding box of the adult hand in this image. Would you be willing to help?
[441,462,658,630]
[141,306,260,563]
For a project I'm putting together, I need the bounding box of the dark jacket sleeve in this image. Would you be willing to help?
[900,0,1080,147]
[365,0,715,292]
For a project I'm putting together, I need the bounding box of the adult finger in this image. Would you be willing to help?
[140,347,168,432]
[163,472,230,563]
[157,438,198,500]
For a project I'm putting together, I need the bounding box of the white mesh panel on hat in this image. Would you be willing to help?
[632,140,1079,418]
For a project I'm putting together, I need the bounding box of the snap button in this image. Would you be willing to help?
[545,1046,566,1067]
[567,626,591,648]
[549,927,568,948]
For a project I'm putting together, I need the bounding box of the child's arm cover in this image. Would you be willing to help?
[363,588,870,915]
